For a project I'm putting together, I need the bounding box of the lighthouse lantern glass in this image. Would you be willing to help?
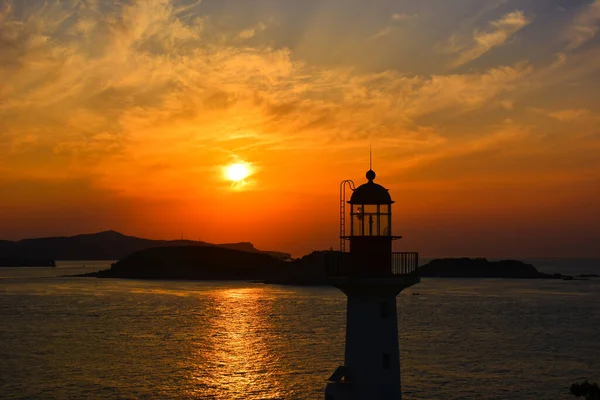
[350,203,392,237]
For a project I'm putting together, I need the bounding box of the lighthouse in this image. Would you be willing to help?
[325,168,420,400]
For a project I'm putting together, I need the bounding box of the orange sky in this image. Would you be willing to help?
[1,0,599,257]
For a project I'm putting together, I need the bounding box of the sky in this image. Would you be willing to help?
[1,0,599,257]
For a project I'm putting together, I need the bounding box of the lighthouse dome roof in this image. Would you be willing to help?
[349,170,393,205]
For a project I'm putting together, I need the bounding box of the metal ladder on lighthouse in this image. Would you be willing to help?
[339,180,355,252]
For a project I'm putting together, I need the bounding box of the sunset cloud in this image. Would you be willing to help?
[239,22,267,40]
[564,0,600,50]
[367,27,393,41]
[0,1,535,191]
[391,13,417,22]
[531,108,592,122]
[366,12,417,41]
[444,10,531,68]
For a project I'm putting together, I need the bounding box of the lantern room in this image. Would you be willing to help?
[349,169,394,237]
[343,169,402,277]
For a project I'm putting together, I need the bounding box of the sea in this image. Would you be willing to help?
[0,258,599,400]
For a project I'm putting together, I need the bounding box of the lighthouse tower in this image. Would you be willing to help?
[325,169,420,400]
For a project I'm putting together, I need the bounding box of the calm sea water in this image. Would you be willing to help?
[0,259,599,399]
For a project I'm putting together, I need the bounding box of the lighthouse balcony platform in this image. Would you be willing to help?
[326,251,420,290]
[326,251,419,277]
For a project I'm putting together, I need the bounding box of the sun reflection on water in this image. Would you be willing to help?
[184,288,284,399]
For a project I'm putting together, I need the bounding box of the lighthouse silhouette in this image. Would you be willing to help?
[325,166,420,400]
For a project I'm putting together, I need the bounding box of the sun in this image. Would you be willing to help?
[225,162,251,182]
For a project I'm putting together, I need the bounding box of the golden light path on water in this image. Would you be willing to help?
[184,288,284,399]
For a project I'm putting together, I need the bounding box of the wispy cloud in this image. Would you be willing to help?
[366,12,417,41]
[531,108,592,122]
[564,0,600,50]
[442,10,531,68]
[391,121,532,173]
[367,26,392,41]
[391,13,417,22]
[239,22,267,40]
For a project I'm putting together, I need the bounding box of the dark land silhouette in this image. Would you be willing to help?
[76,249,579,283]
[93,246,285,280]
[78,248,335,284]
[571,381,600,400]
[1,231,586,280]
[0,230,290,262]
[418,258,560,279]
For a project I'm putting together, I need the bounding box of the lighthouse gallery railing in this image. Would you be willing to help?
[392,252,419,275]
[327,251,419,277]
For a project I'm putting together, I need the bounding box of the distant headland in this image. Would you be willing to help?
[0,230,291,262]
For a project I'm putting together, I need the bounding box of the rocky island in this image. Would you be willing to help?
[91,245,286,280]
[418,258,557,279]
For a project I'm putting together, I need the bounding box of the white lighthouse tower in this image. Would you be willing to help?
[325,168,420,400]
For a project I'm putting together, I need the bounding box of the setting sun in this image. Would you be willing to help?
[225,163,252,182]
